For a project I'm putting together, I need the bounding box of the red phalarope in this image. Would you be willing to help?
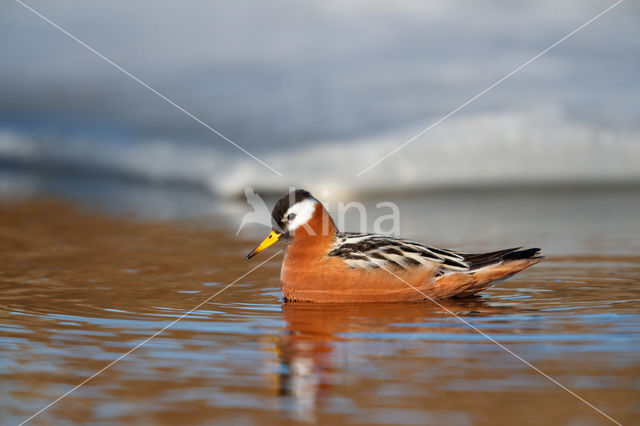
[247,189,543,303]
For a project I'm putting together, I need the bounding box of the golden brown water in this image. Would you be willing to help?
[2,200,639,425]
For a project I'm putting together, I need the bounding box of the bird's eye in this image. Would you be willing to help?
[287,213,296,221]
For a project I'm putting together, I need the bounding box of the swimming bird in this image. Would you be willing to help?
[246,189,543,303]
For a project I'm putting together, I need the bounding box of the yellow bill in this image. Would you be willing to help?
[246,230,281,259]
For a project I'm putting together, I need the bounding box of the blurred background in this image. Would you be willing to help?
[2,2,640,424]
[0,0,639,247]
[1,0,639,203]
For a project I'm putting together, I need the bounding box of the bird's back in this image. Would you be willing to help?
[282,231,543,302]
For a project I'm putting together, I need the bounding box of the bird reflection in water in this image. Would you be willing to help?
[274,298,513,422]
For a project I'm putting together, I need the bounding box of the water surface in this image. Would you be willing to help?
[1,198,639,425]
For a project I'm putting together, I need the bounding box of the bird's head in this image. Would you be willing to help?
[246,189,329,259]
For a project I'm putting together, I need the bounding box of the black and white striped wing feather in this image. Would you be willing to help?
[328,233,470,272]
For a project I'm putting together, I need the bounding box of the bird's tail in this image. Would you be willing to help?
[431,248,543,299]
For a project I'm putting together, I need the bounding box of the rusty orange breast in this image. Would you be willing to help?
[280,204,439,303]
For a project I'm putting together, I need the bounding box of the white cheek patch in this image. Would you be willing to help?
[285,199,318,233]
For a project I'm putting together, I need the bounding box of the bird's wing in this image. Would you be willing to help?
[328,232,470,272]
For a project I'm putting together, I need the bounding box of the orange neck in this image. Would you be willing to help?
[288,203,337,254]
